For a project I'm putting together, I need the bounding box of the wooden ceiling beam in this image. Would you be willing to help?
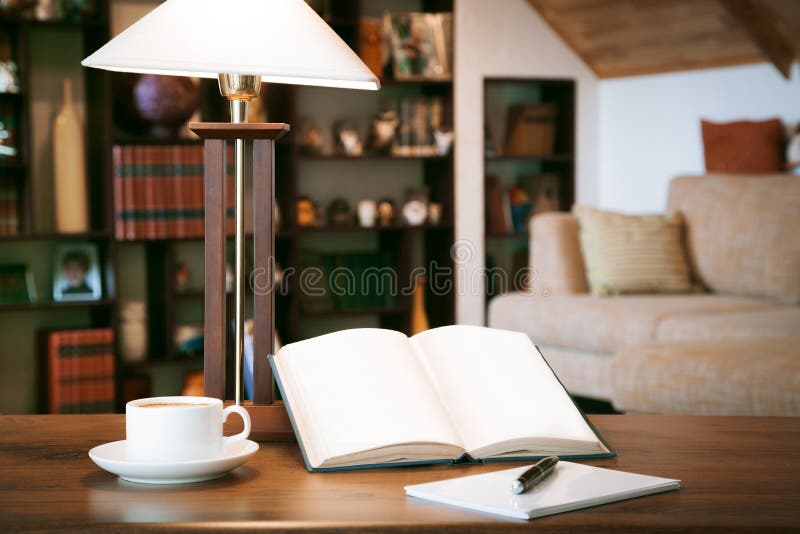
[526,0,766,79]
[720,0,795,78]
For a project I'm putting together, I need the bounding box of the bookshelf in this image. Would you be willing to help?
[0,0,456,412]
[483,77,575,307]
[112,0,456,401]
[0,4,114,414]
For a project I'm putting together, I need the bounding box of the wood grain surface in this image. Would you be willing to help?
[1,415,798,532]
[527,0,767,78]
[189,123,290,141]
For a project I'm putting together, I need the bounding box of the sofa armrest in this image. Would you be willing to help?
[529,212,588,295]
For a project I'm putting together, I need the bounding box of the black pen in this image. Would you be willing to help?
[511,456,559,495]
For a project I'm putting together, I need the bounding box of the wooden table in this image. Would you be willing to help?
[1,415,798,532]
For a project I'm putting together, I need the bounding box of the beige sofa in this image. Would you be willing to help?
[488,175,800,415]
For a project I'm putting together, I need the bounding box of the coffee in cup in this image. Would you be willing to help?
[126,396,250,462]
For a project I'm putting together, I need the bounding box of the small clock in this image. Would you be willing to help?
[402,198,428,226]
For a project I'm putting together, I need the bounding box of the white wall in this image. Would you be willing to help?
[597,62,800,212]
[454,0,600,325]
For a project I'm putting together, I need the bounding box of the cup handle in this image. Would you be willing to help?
[221,405,251,449]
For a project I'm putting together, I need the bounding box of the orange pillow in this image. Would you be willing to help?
[701,119,784,173]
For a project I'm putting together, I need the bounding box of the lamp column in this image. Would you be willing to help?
[218,74,261,405]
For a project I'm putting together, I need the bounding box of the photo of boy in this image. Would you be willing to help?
[60,250,93,296]
[53,244,102,301]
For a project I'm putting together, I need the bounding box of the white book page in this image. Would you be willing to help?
[410,325,599,454]
[278,328,462,462]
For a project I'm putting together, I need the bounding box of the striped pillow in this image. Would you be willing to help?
[573,206,692,296]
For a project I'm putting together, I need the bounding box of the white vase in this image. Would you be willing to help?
[53,78,88,233]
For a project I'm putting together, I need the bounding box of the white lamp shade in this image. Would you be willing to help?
[82,0,379,90]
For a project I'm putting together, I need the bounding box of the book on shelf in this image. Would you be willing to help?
[44,328,115,414]
[0,182,19,236]
[299,250,396,313]
[485,175,508,234]
[270,325,613,472]
[113,144,234,240]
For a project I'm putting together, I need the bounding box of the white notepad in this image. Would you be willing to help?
[405,462,680,520]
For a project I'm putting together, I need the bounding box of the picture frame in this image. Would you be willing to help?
[385,12,452,81]
[0,263,36,304]
[52,243,102,302]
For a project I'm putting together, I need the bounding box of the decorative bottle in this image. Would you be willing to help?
[411,275,430,336]
[53,78,88,233]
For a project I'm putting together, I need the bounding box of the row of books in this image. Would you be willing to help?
[0,182,19,236]
[113,145,235,240]
[299,251,397,313]
[46,328,115,414]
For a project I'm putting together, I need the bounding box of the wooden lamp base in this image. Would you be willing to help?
[223,401,294,442]
[190,122,293,442]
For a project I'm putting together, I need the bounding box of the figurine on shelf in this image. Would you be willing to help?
[297,119,323,156]
[368,109,399,155]
[296,196,319,227]
[377,198,396,227]
[434,128,454,155]
[0,36,20,94]
[0,109,18,160]
[428,202,443,225]
[60,0,95,22]
[0,60,19,94]
[174,324,204,358]
[402,187,429,226]
[327,197,352,226]
[34,0,58,20]
[357,199,377,227]
[508,185,532,233]
[174,261,191,293]
[334,120,363,157]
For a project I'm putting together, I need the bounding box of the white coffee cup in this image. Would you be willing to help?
[126,396,251,463]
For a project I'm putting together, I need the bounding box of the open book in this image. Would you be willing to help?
[270,325,613,472]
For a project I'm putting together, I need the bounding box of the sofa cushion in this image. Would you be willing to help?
[668,175,800,304]
[573,206,692,296]
[529,212,588,295]
[656,307,800,343]
[487,292,776,353]
[610,338,800,416]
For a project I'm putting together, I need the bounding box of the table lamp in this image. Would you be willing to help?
[82,0,380,412]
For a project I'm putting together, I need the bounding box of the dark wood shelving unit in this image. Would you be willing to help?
[2,0,456,410]
[483,77,576,309]
[0,230,111,242]
[486,231,529,238]
[123,355,203,370]
[297,153,452,162]
[486,153,573,163]
[112,135,202,146]
[0,298,114,312]
[254,0,456,347]
[0,4,117,414]
[302,306,410,319]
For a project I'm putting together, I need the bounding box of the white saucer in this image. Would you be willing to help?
[88,439,259,484]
